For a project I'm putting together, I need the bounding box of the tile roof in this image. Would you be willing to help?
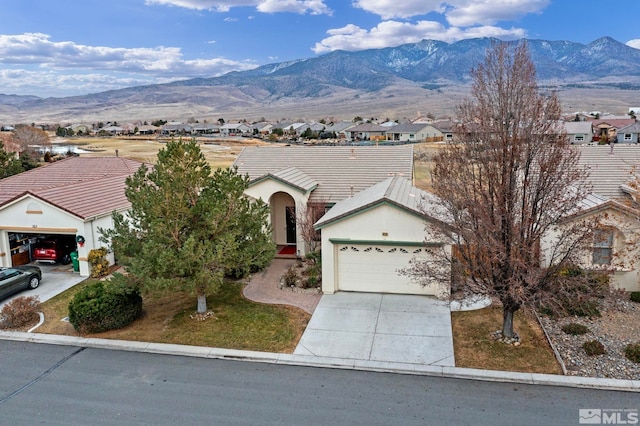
[259,167,318,193]
[576,145,640,200]
[315,176,449,228]
[234,145,414,203]
[0,156,145,219]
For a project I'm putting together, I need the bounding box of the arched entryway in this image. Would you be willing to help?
[269,191,297,256]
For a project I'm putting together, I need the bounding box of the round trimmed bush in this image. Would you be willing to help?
[68,276,142,334]
[625,343,640,364]
[630,292,640,303]
[583,339,606,356]
[561,323,589,335]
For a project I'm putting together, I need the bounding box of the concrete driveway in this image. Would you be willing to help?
[0,263,85,309]
[294,293,455,366]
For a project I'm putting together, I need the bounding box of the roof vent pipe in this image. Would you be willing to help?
[350,185,354,197]
[350,148,355,159]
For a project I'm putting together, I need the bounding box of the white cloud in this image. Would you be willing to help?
[353,0,549,26]
[312,21,526,53]
[627,39,640,50]
[145,0,331,14]
[445,0,549,27]
[353,0,445,20]
[0,33,258,97]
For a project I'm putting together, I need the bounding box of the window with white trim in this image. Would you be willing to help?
[574,135,584,142]
[624,133,633,141]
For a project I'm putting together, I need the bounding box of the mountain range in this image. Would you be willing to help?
[2,36,640,124]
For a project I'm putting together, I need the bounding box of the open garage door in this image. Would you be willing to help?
[8,232,76,266]
[336,244,435,295]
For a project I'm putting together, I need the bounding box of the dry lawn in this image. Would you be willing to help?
[55,136,269,169]
[36,279,309,353]
[451,305,562,374]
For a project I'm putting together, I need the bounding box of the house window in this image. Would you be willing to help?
[592,229,614,265]
[574,135,584,142]
[624,133,632,141]
[409,134,415,140]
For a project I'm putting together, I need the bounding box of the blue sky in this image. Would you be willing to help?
[1,0,639,98]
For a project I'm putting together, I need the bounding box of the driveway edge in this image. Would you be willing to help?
[1,331,638,393]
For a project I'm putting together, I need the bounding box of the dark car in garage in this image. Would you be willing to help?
[0,265,42,301]
[32,236,76,264]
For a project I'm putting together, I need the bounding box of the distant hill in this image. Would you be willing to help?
[2,37,640,123]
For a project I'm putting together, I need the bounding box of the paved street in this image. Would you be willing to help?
[0,340,637,425]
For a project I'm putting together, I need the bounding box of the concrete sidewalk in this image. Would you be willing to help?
[295,293,454,366]
[0,331,637,393]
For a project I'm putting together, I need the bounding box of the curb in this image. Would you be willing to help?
[0,331,638,393]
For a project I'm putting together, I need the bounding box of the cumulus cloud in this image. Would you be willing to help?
[145,0,331,14]
[353,0,549,26]
[627,39,640,50]
[0,33,258,97]
[312,21,526,53]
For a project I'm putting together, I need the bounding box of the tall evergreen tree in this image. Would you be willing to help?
[101,139,275,314]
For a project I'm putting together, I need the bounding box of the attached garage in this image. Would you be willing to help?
[335,243,425,294]
[316,177,451,297]
[0,156,144,276]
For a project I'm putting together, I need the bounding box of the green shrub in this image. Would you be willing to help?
[630,292,640,303]
[306,275,318,288]
[0,296,41,329]
[68,275,142,334]
[624,343,640,363]
[561,323,589,335]
[583,340,606,356]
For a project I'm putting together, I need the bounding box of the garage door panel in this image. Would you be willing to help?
[337,244,434,295]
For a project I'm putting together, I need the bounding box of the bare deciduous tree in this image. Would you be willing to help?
[295,201,327,255]
[409,42,597,339]
[13,125,50,153]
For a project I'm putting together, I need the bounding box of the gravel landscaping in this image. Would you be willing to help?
[539,292,640,380]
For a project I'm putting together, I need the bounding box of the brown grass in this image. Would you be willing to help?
[36,279,309,353]
[451,305,562,374]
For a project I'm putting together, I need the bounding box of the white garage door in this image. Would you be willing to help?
[336,244,434,295]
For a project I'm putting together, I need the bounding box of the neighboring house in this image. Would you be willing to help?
[315,176,450,297]
[344,123,388,141]
[137,125,159,135]
[616,122,640,144]
[161,123,192,135]
[220,123,251,136]
[541,194,640,292]
[385,123,443,143]
[545,145,640,291]
[323,121,355,139]
[589,118,635,142]
[433,120,455,142]
[0,156,145,277]
[191,124,220,135]
[100,125,124,136]
[563,121,593,144]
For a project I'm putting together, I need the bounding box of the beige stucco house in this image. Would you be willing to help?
[0,156,144,276]
[234,145,451,296]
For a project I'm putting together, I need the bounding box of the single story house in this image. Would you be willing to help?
[344,123,388,141]
[616,122,640,144]
[564,121,593,144]
[234,145,448,296]
[385,123,443,143]
[0,156,144,276]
